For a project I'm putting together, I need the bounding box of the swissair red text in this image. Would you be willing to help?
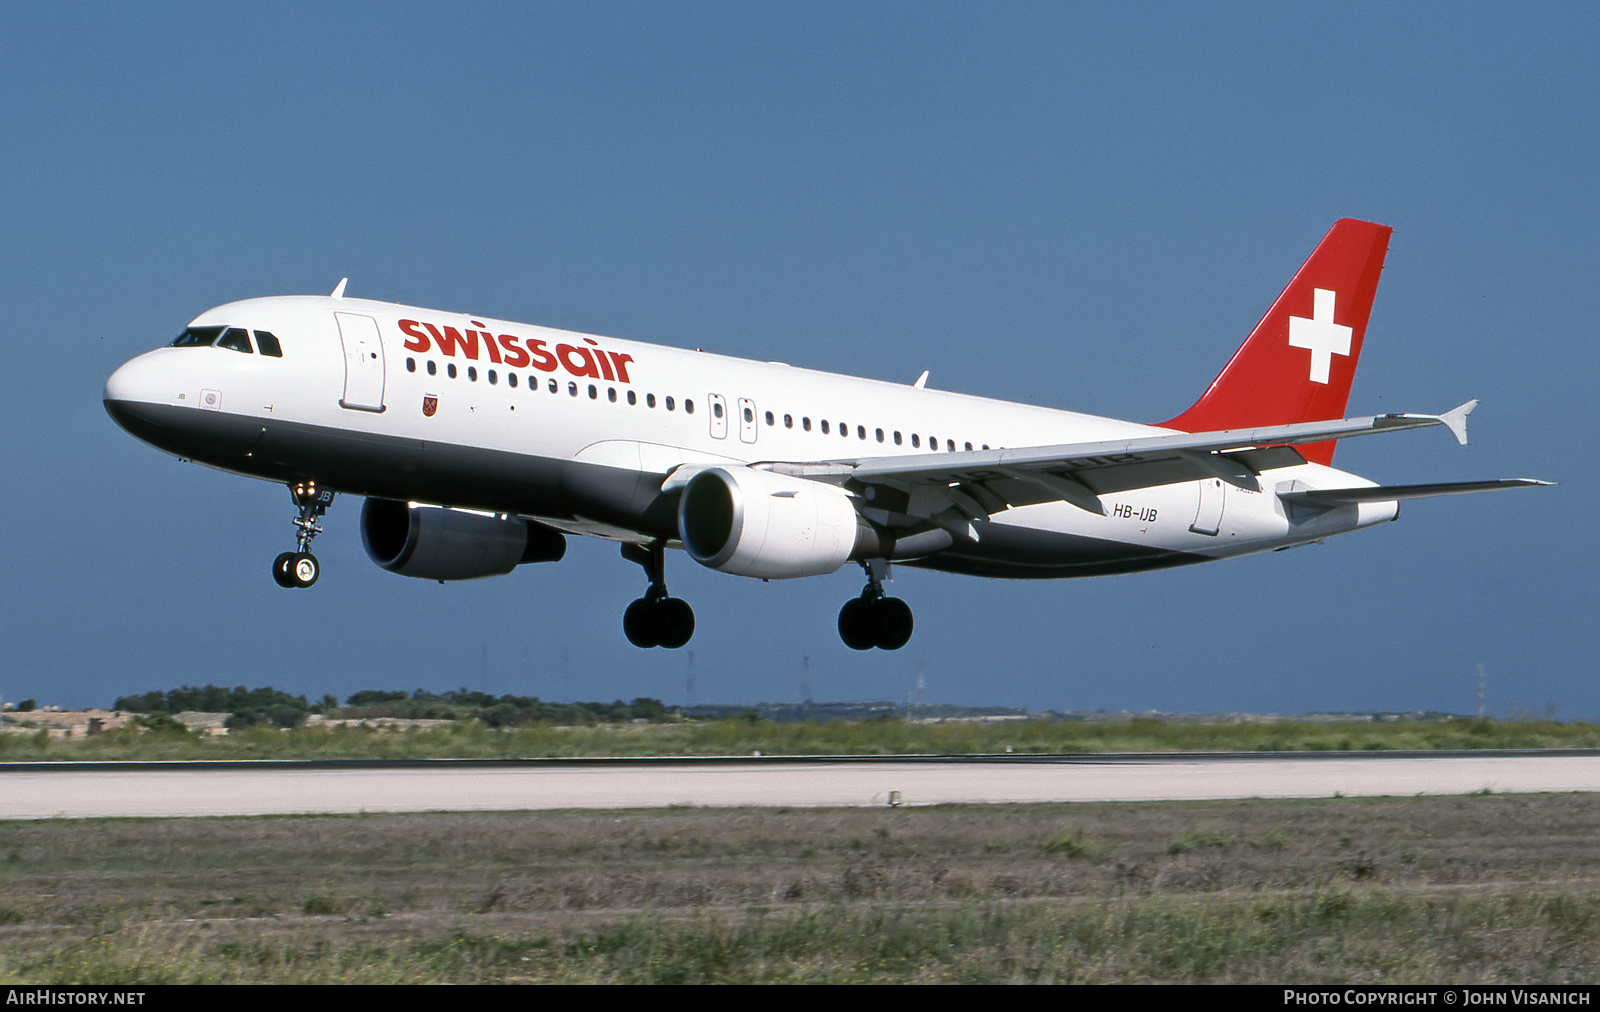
[399,319,635,383]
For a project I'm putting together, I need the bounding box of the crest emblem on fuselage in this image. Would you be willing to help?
[422,395,438,417]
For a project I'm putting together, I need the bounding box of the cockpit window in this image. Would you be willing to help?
[216,327,254,353]
[171,326,224,348]
[254,331,283,357]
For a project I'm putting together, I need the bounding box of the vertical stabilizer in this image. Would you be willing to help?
[1160,218,1391,465]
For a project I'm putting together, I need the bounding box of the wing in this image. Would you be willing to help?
[679,400,1539,529]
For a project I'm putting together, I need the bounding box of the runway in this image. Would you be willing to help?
[4,751,1600,819]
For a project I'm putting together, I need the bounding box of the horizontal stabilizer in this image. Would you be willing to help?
[1279,478,1553,505]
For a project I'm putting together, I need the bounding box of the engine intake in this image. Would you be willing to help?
[361,499,565,581]
[677,467,861,579]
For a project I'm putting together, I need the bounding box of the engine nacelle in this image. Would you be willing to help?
[360,499,566,581]
[677,466,860,579]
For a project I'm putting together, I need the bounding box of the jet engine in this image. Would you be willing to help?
[360,498,566,581]
[677,466,861,579]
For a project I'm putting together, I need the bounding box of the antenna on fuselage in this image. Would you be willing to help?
[330,278,348,298]
[913,370,929,389]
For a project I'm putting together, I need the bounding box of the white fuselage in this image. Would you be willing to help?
[104,295,1395,581]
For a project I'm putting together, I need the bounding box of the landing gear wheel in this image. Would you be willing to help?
[272,552,297,588]
[872,597,913,651]
[271,481,334,588]
[655,597,695,650]
[623,597,661,648]
[838,597,876,651]
[290,552,319,588]
[838,560,914,650]
[623,596,695,649]
[620,541,695,649]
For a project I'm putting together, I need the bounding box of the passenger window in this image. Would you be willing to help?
[549,379,558,393]
[171,326,224,347]
[427,360,437,376]
[713,402,724,419]
[876,428,885,443]
[509,373,517,388]
[608,387,617,402]
[253,331,283,357]
[448,363,458,379]
[765,411,775,426]
[406,358,416,373]
[488,369,498,385]
[820,420,829,434]
[647,393,656,407]
[802,417,810,431]
[569,382,578,396]
[784,414,793,428]
[468,366,478,382]
[627,390,636,405]
[744,407,754,423]
[856,425,865,440]
[217,328,253,353]
[666,396,675,411]
[686,400,695,414]
[588,384,598,399]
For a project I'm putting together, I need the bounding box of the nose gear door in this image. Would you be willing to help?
[335,312,386,412]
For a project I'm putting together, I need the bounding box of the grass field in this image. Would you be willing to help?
[4,714,1600,761]
[2,793,1598,983]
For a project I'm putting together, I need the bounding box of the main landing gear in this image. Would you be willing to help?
[838,559,913,651]
[272,480,334,589]
[620,542,695,649]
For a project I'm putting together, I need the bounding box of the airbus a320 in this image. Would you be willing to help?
[104,219,1547,650]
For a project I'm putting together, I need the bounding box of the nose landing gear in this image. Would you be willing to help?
[272,481,334,589]
[620,541,695,648]
[838,560,913,651]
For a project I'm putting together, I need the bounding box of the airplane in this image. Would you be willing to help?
[104,219,1548,651]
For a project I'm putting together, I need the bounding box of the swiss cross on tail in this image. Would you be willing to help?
[1288,289,1352,384]
[1160,218,1391,466]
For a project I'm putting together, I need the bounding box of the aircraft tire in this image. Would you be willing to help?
[838,598,876,651]
[623,597,662,648]
[272,552,297,588]
[290,552,319,588]
[872,597,914,651]
[656,598,695,649]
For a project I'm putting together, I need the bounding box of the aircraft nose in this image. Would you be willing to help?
[103,352,178,435]
[104,352,173,406]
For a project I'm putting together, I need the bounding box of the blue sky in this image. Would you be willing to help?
[1,2,1591,717]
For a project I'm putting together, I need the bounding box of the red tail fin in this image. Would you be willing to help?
[1160,218,1391,465]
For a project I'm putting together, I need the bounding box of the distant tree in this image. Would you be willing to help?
[17,699,36,712]
[116,685,311,726]
[346,690,410,707]
[134,713,189,736]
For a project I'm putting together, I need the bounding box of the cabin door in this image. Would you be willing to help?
[335,312,386,412]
